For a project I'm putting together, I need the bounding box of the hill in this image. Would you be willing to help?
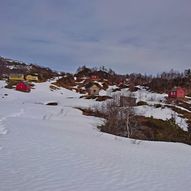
[0,56,58,81]
[1,56,191,144]
[0,79,191,191]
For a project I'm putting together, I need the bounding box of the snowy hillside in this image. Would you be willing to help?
[0,80,191,191]
[105,86,189,131]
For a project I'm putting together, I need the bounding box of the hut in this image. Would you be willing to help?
[90,75,100,81]
[85,82,101,96]
[25,74,39,82]
[120,96,136,107]
[16,81,31,92]
[168,87,185,99]
[9,74,24,81]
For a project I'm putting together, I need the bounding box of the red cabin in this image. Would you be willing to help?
[168,87,185,99]
[16,81,31,92]
[90,75,99,81]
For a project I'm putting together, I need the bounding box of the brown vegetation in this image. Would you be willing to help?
[132,116,191,145]
[78,99,191,145]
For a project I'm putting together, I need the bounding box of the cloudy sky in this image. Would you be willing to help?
[0,0,191,74]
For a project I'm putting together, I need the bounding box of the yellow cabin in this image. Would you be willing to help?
[25,75,39,82]
[9,74,24,81]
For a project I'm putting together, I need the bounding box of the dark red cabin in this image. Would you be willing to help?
[168,87,185,99]
[90,75,99,81]
[16,81,31,92]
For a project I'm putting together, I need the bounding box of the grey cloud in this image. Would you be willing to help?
[0,0,190,74]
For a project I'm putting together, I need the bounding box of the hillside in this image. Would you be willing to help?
[0,56,58,81]
[1,56,191,144]
[0,80,191,191]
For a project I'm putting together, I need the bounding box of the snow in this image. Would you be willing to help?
[133,87,167,103]
[110,86,189,131]
[0,80,191,191]
[185,97,191,104]
[99,89,107,96]
[135,105,188,131]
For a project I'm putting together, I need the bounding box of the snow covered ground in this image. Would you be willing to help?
[0,80,191,191]
[135,105,188,131]
[102,85,189,131]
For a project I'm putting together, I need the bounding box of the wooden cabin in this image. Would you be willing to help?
[25,74,39,82]
[90,75,100,81]
[168,87,185,99]
[85,82,101,96]
[9,74,24,81]
[120,96,136,107]
[16,81,31,92]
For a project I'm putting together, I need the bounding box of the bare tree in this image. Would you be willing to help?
[99,93,136,137]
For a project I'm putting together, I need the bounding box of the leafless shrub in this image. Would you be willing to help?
[98,94,136,138]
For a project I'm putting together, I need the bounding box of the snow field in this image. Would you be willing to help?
[0,80,191,191]
[135,105,188,131]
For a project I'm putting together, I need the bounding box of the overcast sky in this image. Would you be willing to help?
[0,0,191,74]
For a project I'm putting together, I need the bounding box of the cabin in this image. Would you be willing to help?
[25,74,39,82]
[9,74,24,81]
[90,75,100,81]
[120,96,136,107]
[85,82,101,96]
[16,81,31,92]
[168,87,185,99]
[118,81,128,89]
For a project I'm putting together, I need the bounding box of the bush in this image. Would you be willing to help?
[131,116,191,145]
[76,107,106,118]
[96,96,111,101]
[98,94,136,137]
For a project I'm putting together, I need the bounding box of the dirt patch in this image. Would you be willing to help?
[80,95,111,101]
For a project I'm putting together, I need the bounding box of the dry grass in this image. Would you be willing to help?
[132,116,191,145]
